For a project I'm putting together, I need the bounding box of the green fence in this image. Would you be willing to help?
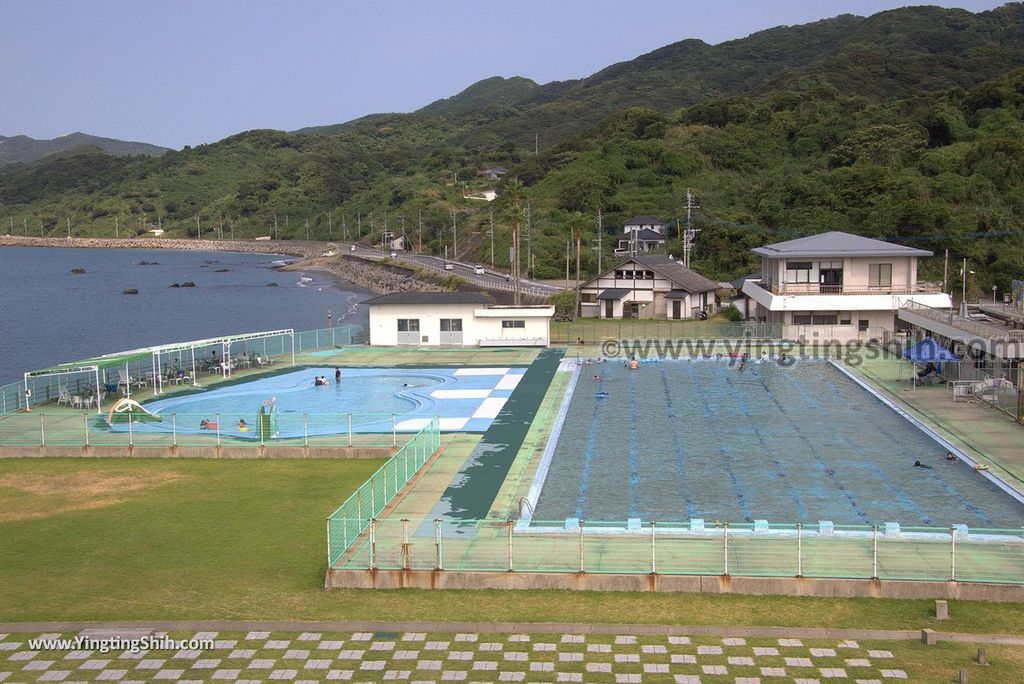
[551,320,782,344]
[329,517,1024,584]
[0,322,366,417]
[0,411,423,449]
[327,417,441,566]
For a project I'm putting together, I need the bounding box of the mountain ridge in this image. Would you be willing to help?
[0,132,170,168]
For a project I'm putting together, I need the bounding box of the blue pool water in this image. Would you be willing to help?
[118,366,525,437]
[531,359,1024,528]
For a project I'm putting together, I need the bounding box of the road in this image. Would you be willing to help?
[328,243,562,298]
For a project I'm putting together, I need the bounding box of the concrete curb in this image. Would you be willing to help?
[0,621,1022,645]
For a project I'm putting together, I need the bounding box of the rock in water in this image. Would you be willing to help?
[122,288,139,295]
[266,282,279,287]
[70,268,86,274]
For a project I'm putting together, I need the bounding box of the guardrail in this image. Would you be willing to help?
[327,417,441,565]
[329,517,1024,585]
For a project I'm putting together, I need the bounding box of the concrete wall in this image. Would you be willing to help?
[325,568,1024,602]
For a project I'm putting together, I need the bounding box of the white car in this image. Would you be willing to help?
[390,251,397,258]
[473,265,485,275]
[444,263,454,271]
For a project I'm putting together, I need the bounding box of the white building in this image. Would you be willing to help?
[579,256,719,320]
[366,292,553,347]
[614,215,668,256]
[741,231,952,341]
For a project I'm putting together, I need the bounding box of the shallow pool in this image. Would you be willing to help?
[115,366,526,437]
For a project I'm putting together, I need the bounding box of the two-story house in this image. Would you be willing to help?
[615,216,668,256]
[741,231,951,340]
[579,255,719,320]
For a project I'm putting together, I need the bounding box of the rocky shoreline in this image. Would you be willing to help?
[0,236,441,294]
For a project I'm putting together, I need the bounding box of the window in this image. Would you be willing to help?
[858,319,870,332]
[581,293,596,303]
[502,320,526,329]
[785,261,813,283]
[397,319,420,332]
[869,263,893,288]
[439,319,462,332]
[792,313,812,325]
[812,313,838,325]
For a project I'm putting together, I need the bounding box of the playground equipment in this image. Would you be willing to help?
[105,398,161,425]
[258,397,279,439]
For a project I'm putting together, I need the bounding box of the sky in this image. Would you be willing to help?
[0,0,1010,149]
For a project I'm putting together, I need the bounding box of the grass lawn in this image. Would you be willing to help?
[2,457,1024,635]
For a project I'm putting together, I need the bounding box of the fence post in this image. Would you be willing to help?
[402,518,410,570]
[356,489,362,522]
[83,414,89,447]
[216,413,221,447]
[172,413,177,447]
[368,518,377,570]
[303,413,308,447]
[392,413,397,447]
[435,518,443,570]
[651,521,657,574]
[950,527,957,582]
[578,520,585,573]
[872,525,879,579]
[348,413,353,447]
[369,478,376,517]
[39,413,45,446]
[127,411,133,446]
[796,523,803,577]
[723,522,729,576]
[507,520,514,572]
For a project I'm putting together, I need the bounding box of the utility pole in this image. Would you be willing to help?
[510,180,522,305]
[23,217,27,236]
[565,238,570,290]
[943,248,949,294]
[682,188,701,269]
[596,208,603,274]
[328,211,333,238]
[305,218,310,241]
[342,214,348,241]
[489,210,495,265]
[525,204,533,279]
[399,214,406,251]
[535,132,539,156]
[230,219,234,240]
[158,214,162,233]
[38,219,42,237]
[417,209,423,253]
[196,216,201,240]
[115,216,119,239]
[574,219,582,321]
[451,210,458,259]
[273,214,278,240]
[219,215,223,239]
[357,212,362,238]
[66,216,71,239]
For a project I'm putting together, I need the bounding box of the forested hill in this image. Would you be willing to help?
[0,133,169,168]
[2,4,1023,293]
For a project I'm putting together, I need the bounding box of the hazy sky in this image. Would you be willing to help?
[0,0,1009,149]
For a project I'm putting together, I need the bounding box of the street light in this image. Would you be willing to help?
[959,258,975,317]
[993,285,998,302]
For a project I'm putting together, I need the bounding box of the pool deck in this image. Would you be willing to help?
[851,356,1024,495]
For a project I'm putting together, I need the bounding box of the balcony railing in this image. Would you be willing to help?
[754,281,944,296]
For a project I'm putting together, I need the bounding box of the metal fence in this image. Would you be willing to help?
[0,323,366,417]
[0,411,423,448]
[551,320,782,344]
[327,418,441,566]
[330,517,1024,585]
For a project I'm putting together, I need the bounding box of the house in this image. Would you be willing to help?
[615,216,668,255]
[741,231,952,341]
[147,229,164,237]
[579,256,719,320]
[729,272,761,320]
[478,167,507,181]
[365,292,554,346]
[464,190,498,202]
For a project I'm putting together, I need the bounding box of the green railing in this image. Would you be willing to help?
[329,517,1024,584]
[0,411,422,449]
[327,417,441,566]
[551,320,782,344]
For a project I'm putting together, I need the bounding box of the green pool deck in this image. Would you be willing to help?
[851,356,1024,496]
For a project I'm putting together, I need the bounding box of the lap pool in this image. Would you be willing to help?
[116,366,526,437]
[528,358,1024,528]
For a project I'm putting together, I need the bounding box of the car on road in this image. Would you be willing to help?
[444,262,454,271]
[390,251,398,258]
[473,265,485,275]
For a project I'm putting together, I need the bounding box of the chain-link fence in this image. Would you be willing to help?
[327,418,441,565]
[330,517,1024,584]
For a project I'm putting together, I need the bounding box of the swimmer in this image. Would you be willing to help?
[913,460,932,469]
[593,375,600,381]
[629,357,639,370]
[946,451,957,462]
[975,463,990,471]
[335,368,342,383]
[238,418,249,431]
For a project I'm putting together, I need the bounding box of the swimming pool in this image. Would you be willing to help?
[529,358,1024,528]
[115,366,526,437]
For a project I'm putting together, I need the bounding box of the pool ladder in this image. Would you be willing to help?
[518,496,535,521]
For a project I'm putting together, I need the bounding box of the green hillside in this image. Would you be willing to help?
[2,4,1023,294]
[0,132,169,168]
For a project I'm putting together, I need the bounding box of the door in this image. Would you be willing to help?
[605,300,614,319]
[671,300,681,320]
[819,261,843,294]
[396,318,420,345]
[439,318,463,345]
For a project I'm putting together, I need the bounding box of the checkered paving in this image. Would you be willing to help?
[0,630,912,682]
